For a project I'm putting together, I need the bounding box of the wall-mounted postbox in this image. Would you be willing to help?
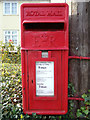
[21,3,69,115]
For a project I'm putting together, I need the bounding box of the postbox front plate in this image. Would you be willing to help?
[21,3,69,115]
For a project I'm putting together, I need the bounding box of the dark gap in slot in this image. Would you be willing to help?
[41,50,48,52]
[24,23,64,31]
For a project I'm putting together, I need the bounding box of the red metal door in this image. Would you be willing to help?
[27,50,68,114]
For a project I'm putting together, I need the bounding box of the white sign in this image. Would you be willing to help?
[36,61,54,96]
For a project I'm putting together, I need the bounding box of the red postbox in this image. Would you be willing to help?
[21,3,69,115]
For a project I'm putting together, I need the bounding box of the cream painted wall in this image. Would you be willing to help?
[2,16,19,29]
[0,0,50,45]
[0,1,2,42]
[0,1,3,42]
[51,0,66,3]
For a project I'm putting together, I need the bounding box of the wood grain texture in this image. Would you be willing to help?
[69,1,89,117]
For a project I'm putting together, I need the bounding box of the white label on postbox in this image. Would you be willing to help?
[36,61,54,96]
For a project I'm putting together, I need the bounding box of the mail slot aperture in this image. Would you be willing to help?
[24,23,65,30]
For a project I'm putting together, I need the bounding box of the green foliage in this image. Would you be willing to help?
[2,42,21,64]
[76,90,90,119]
[2,63,22,119]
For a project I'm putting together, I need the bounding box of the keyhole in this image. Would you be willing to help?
[32,80,33,83]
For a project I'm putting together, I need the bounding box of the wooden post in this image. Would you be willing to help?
[69,1,89,117]
[88,1,90,90]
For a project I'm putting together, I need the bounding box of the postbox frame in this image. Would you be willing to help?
[21,3,69,115]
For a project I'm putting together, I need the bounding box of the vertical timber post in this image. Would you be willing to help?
[69,1,90,118]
